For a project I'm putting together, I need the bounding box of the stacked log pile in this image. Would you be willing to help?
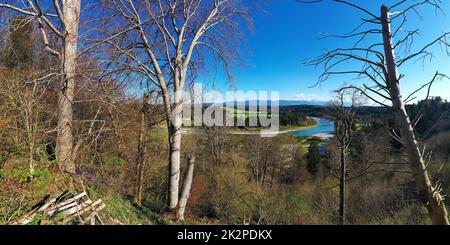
[12,191,105,225]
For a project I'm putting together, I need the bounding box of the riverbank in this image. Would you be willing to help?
[313,133,334,141]
[226,121,320,135]
[181,117,334,138]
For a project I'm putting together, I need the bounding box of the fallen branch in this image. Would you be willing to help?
[11,191,105,225]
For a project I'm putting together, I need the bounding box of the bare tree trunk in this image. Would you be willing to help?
[22,102,35,177]
[381,5,449,225]
[107,105,125,159]
[56,0,81,174]
[270,164,276,190]
[261,144,269,186]
[334,89,356,225]
[168,93,183,210]
[339,146,346,225]
[177,154,195,221]
[134,94,148,206]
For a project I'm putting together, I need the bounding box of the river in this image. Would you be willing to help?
[291,117,335,140]
[183,117,335,139]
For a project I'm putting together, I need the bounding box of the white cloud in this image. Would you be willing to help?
[286,93,325,101]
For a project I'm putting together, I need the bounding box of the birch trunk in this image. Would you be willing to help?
[134,94,148,206]
[177,154,195,221]
[168,92,183,210]
[24,106,35,176]
[56,0,81,174]
[381,5,449,225]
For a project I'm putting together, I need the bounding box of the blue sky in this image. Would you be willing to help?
[204,0,450,103]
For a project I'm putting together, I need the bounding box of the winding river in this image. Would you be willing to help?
[184,117,335,139]
[291,117,335,139]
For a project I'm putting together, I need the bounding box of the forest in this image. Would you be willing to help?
[1,0,450,227]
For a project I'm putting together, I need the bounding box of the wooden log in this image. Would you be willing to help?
[64,199,102,221]
[64,199,94,216]
[47,201,78,216]
[47,192,88,216]
[13,192,67,225]
[52,192,86,210]
[83,204,106,225]
[96,213,105,225]
[11,191,104,225]
[77,200,103,217]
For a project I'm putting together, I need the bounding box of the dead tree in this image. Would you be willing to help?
[301,0,450,224]
[0,0,82,174]
[332,89,359,225]
[94,0,249,211]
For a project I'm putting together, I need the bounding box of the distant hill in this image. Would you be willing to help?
[211,100,333,107]
[278,100,331,106]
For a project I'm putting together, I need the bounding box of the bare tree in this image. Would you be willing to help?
[301,0,450,224]
[94,0,249,210]
[0,71,49,177]
[133,93,149,206]
[0,17,44,177]
[331,88,360,225]
[0,0,82,174]
[205,126,227,167]
[246,136,284,193]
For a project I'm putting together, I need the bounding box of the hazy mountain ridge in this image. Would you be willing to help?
[206,100,333,107]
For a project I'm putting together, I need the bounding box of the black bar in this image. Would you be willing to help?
[1,225,450,244]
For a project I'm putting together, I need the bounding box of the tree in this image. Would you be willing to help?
[331,88,360,225]
[96,0,249,211]
[1,16,37,176]
[134,93,149,206]
[1,16,33,69]
[306,141,321,176]
[302,0,450,224]
[177,153,195,221]
[0,0,82,174]
[205,126,226,167]
[246,136,285,192]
